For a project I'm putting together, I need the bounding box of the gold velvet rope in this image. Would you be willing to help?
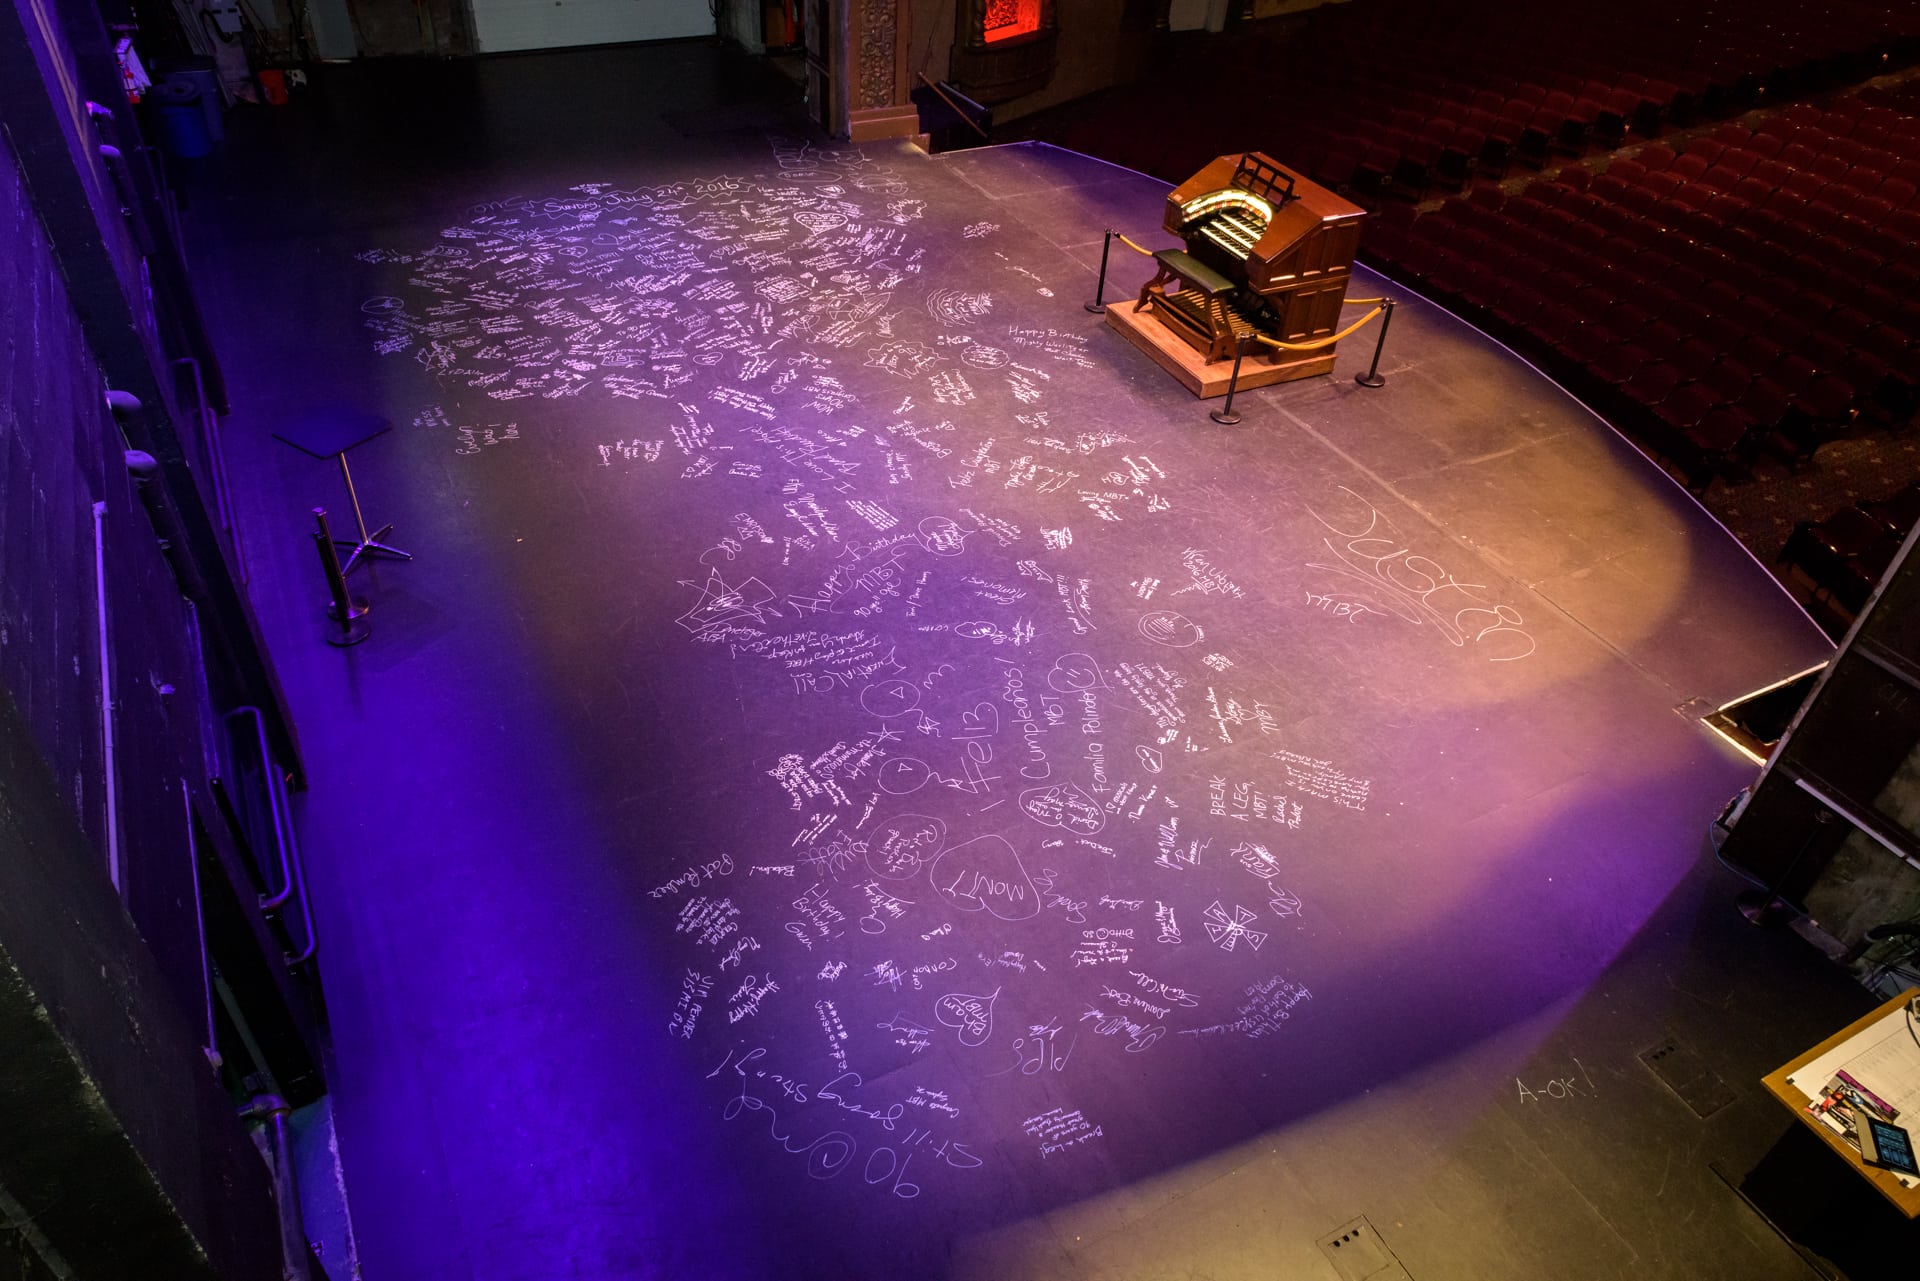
[1253,305,1386,351]
[1104,232,1391,346]
[1110,233,1386,301]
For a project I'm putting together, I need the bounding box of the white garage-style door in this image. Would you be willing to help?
[470,0,714,54]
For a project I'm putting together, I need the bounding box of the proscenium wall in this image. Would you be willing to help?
[0,85,218,1052]
[0,126,108,858]
[0,74,281,1281]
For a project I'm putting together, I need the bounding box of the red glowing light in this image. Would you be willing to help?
[983,0,1042,43]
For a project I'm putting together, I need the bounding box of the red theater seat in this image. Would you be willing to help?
[1639,145,1679,172]
[1671,151,1712,181]
[1687,138,1727,168]
[1624,360,1684,407]
[1877,177,1917,209]
[1595,343,1654,386]
[1653,380,1723,432]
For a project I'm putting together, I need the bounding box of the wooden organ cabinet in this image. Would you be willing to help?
[1108,152,1367,397]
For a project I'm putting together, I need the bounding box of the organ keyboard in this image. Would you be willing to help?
[1193,205,1264,258]
[1135,153,1367,368]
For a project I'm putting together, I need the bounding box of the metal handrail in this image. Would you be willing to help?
[280,806,317,968]
[227,706,293,906]
[224,706,317,967]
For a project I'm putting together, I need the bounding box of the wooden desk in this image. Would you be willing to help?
[1764,987,1920,1217]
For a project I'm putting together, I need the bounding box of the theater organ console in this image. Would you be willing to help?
[1113,152,1367,394]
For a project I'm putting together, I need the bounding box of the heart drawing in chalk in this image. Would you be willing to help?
[792,211,848,233]
[1047,652,1106,692]
[916,516,971,557]
[933,987,1000,1047]
[1139,609,1204,648]
[928,836,1039,920]
[1018,782,1107,836]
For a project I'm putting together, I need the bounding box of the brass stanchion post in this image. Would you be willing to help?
[1085,229,1113,314]
[1355,299,1396,388]
[1211,338,1250,425]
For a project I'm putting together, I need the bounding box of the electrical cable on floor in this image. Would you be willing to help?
[1859,921,1920,1000]
[1710,844,1771,889]
[1866,958,1919,996]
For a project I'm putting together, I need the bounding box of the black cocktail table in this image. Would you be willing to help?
[273,404,412,575]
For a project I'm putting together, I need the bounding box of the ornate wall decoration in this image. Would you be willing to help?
[858,0,899,109]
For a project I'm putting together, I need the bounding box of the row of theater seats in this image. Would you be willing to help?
[1779,483,1920,616]
[1308,74,1703,198]
[1286,0,1920,197]
[1364,87,1920,491]
[1043,0,1920,201]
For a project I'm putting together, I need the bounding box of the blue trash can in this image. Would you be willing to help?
[153,81,211,159]
[172,66,225,142]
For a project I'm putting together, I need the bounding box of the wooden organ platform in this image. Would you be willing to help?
[1106,153,1367,398]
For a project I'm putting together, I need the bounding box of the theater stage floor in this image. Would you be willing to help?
[185,45,1882,1281]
